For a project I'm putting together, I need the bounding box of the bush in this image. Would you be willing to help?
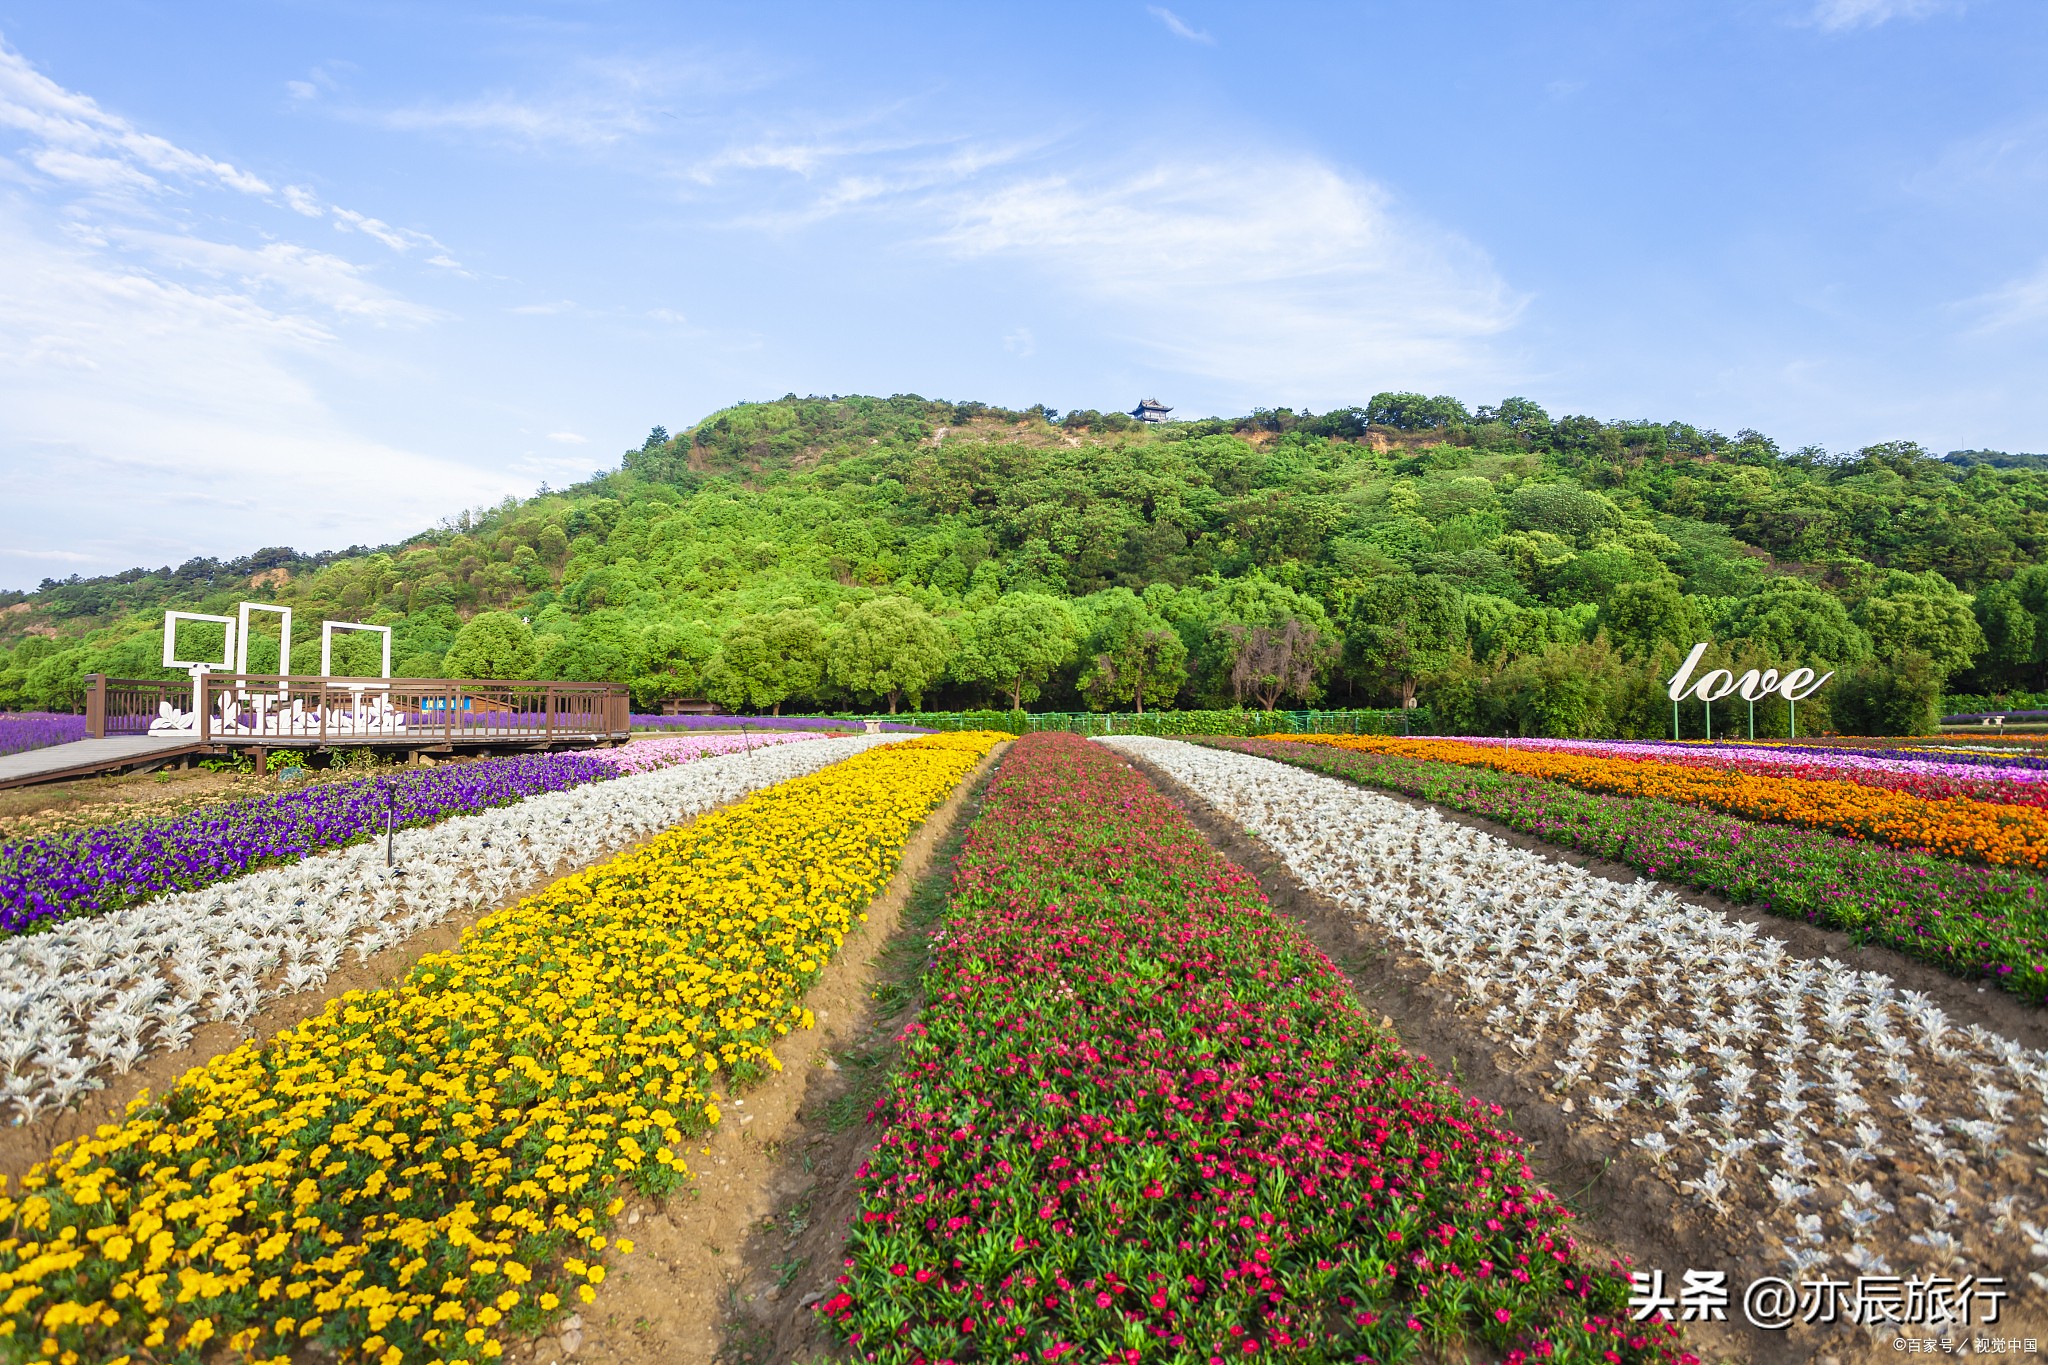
[1831,653,1943,736]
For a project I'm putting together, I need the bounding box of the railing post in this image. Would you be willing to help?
[85,674,106,740]
[546,687,556,740]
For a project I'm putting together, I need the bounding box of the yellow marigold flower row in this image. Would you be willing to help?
[1274,734,2048,869]
[0,731,999,1365]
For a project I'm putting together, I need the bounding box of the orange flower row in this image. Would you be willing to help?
[1272,735,2048,870]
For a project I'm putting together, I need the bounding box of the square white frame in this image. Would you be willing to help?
[162,611,236,671]
[235,602,292,676]
[320,621,392,678]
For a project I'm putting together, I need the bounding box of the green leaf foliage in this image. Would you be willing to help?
[4,394,2041,734]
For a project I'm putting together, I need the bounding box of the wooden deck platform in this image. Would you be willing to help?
[0,737,205,791]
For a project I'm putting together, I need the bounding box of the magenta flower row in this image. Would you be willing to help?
[825,732,1692,1365]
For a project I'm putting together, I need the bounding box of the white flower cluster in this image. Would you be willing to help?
[0,735,900,1125]
[1104,738,2048,1306]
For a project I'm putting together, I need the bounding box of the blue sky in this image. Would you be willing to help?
[1,0,2045,587]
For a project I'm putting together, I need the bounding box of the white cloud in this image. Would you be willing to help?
[1968,258,2048,332]
[1807,0,1954,31]
[102,229,441,324]
[511,299,577,315]
[0,38,493,584]
[936,158,1521,395]
[1003,326,1035,357]
[286,80,318,102]
[374,55,740,150]
[1147,6,1215,44]
[0,547,94,562]
[0,41,270,195]
[547,431,589,444]
[0,207,507,581]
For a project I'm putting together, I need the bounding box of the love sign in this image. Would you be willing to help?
[1665,642,1832,704]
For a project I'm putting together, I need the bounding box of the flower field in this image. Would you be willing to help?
[0,753,614,932]
[1111,738,2048,1346]
[0,733,822,933]
[1211,737,2048,1001]
[1281,735,2048,871]
[828,732,1687,1364]
[0,734,873,1125]
[0,729,997,1365]
[0,713,85,758]
[593,730,814,775]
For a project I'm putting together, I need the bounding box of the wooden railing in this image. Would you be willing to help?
[85,676,184,738]
[85,674,630,744]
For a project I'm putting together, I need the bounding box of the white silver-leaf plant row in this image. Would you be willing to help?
[1100,737,2048,1334]
[0,734,901,1125]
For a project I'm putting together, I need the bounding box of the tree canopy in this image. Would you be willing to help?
[3,390,2038,734]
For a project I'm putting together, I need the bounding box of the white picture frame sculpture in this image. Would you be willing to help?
[320,620,393,679]
[162,611,236,672]
[155,611,237,736]
[235,602,292,676]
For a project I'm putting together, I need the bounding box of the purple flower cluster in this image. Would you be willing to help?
[630,713,853,732]
[0,751,612,933]
[0,712,86,757]
[1213,738,2048,1005]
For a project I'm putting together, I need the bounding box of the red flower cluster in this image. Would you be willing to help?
[825,732,1694,1364]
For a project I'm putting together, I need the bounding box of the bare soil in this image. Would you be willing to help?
[522,742,1004,1365]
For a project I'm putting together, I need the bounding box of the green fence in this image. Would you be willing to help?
[849,707,1434,738]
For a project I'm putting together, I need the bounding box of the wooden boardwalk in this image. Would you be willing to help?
[0,737,204,791]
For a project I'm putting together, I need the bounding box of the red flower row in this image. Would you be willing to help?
[824,732,1694,1364]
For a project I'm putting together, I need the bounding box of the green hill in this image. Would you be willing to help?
[6,391,2044,735]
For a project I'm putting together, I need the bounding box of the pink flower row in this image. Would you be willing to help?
[592,731,819,775]
[824,732,1691,1365]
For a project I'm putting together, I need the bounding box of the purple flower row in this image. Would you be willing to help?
[1213,738,2048,1005]
[0,712,86,757]
[628,713,930,733]
[0,751,614,934]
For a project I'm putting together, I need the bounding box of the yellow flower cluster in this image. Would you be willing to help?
[0,731,998,1365]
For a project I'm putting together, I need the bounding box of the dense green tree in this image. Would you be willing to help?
[953,593,1078,710]
[1719,580,1871,669]
[1346,575,1466,708]
[704,611,827,715]
[1599,581,1706,661]
[1365,392,1471,429]
[1974,580,2037,671]
[444,612,538,680]
[1831,652,1945,736]
[827,597,953,713]
[1078,592,1188,714]
[14,391,2048,736]
[1853,572,1985,678]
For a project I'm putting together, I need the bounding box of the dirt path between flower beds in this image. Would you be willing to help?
[518,742,1005,1365]
[1,786,780,1184]
[1118,747,1798,1365]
